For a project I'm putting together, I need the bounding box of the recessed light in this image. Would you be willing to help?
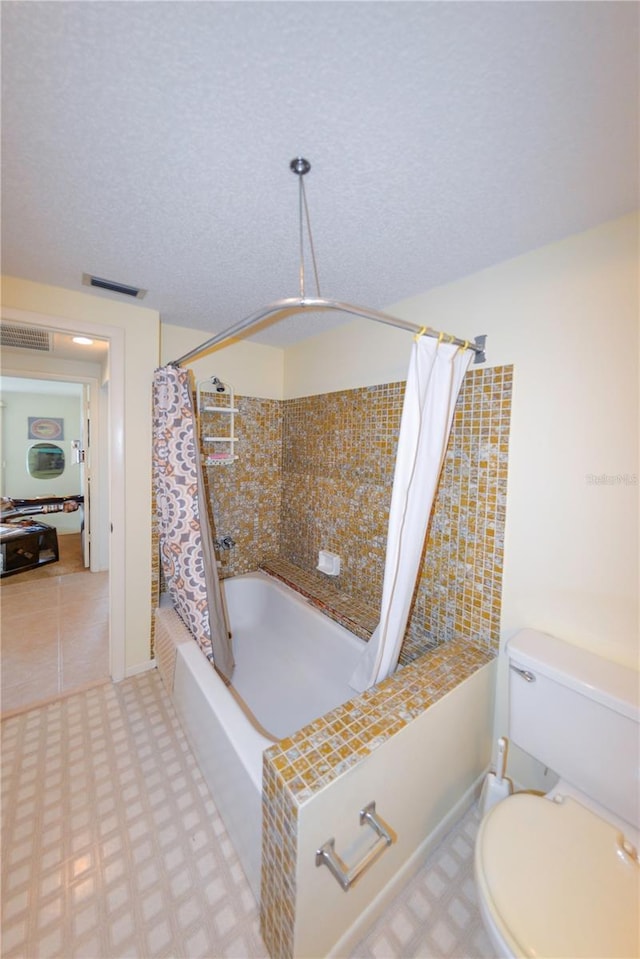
[72,336,94,345]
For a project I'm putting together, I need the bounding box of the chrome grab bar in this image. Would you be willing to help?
[315,801,396,891]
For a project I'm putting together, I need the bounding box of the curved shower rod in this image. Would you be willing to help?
[170,296,487,367]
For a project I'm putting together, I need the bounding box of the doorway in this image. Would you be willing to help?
[0,308,127,712]
[0,367,109,712]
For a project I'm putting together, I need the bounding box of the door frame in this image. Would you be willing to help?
[81,382,92,570]
[1,306,126,681]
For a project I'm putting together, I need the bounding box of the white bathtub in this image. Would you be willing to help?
[224,571,367,739]
[161,570,367,899]
[156,568,496,952]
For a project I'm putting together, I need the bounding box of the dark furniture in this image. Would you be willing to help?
[0,520,59,578]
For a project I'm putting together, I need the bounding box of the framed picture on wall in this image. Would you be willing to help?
[28,417,65,441]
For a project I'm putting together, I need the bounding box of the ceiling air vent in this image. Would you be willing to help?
[0,323,51,352]
[82,273,147,299]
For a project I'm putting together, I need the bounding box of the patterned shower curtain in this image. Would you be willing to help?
[152,365,234,683]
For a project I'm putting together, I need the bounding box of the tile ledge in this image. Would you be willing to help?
[259,557,377,642]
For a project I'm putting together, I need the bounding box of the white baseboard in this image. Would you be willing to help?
[124,658,156,679]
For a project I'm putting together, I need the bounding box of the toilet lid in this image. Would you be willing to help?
[476,793,640,958]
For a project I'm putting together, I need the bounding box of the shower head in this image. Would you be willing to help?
[210,376,226,393]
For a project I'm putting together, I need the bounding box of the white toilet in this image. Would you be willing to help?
[475,628,640,959]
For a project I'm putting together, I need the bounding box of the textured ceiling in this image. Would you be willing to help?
[2,1,638,347]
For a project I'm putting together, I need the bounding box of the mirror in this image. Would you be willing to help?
[27,442,65,479]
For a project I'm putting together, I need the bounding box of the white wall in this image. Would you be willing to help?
[279,213,639,787]
[1,276,160,675]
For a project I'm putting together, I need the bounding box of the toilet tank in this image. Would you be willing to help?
[507,629,639,829]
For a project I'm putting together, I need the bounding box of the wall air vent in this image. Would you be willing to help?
[0,323,51,352]
[82,273,147,299]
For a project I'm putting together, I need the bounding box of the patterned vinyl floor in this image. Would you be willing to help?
[1,669,496,959]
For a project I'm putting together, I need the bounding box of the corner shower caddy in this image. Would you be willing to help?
[197,377,238,466]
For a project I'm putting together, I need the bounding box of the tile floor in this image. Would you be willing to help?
[1,667,496,959]
[350,811,495,959]
[1,535,109,715]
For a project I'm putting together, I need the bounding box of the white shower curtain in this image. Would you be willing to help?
[349,336,472,692]
[153,366,234,683]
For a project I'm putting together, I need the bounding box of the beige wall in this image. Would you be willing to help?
[284,318,410,398]
[160,323,284,399]
[279,214,639,786]
[397,214,639,667]
[1,276,160,673]
[281,214,639,663]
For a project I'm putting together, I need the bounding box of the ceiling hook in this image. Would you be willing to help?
[290,157,311,176]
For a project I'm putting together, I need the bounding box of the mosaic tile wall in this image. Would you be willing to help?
[279,366,512,661]
[200,395,283,579]
[404,365,513,660]
[280,384,404,605]
[157,366,512,663]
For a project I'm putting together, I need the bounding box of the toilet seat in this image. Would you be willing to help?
[474,792,640,959]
